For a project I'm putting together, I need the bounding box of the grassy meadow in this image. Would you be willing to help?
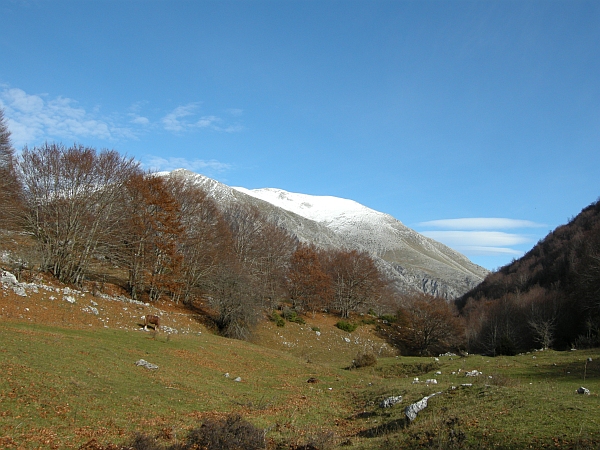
[0,289,599,449]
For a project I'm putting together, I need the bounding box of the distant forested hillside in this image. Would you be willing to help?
[457,198,600,354]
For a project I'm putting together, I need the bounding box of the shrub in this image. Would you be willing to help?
[271,311,285,327]
[186,414,265,450]
[375,362,440,378]
[352,351,377,368]
[335,320,358,333]
[128,434,163,450]
[311,326,320,332]
[282,307,305,324]
[495,336,517,356]
[379,314,396,323]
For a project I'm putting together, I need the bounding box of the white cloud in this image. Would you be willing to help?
[419,218,546,230]
[456,246,524,256]
[161,104,199,132]
[421,231,531,247]
[0,87,137,146]
[417,217,545,258]
[196,115,220,128]
[0,86,244,147]
[161,104,243,133]
[130,115,150,125]
[142,156,232,173]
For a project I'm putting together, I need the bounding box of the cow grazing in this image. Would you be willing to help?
[143,314,160,331]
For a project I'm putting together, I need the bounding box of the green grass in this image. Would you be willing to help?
[351,351,600,449]
[0,322,373,448]
[1,321,600,449]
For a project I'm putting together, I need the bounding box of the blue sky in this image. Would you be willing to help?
[1,0,598,270]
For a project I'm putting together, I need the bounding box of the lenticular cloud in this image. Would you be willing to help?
[419,218,545,230]
[417,217,546,258]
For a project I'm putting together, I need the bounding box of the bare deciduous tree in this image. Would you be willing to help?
[223,203,295,308]
[396,293,465,355]
[163,175,234,305]
[207,258,261,341]
[527,287,560,350]
[17,143,140,285]
[323,249,385,318]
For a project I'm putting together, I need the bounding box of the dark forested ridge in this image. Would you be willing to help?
[457,198,600,353]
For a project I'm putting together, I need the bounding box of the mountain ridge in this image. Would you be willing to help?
[166,169,488,299]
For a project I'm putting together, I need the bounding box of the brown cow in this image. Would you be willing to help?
[143,314,160,331]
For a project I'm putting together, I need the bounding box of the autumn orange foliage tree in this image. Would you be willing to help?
[287,244,332,315]
[120,174,183,301]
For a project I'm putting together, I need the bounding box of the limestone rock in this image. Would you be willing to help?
[405,392,442,422]
[135,359,159,370]
[379,395,402,408]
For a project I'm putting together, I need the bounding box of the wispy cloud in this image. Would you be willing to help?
[142,156,232,174]
[417,217,545,259]
[0,87,136,147]
[161,104,244,133]
[130,115,150,125]
[161,104,199,132]
[226,108,244,117]
[0,86,245,148]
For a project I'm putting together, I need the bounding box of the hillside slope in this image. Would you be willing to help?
[457,197,600,350]
[2,270,600,450]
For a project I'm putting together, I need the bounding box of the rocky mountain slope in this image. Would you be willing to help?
[166,169,488,299]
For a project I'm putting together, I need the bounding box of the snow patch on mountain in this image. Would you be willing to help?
[232,187,392,227]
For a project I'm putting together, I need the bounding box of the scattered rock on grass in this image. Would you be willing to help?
[135,359,159,370]
[379,395,402,408]
[405,392,442,422]
[1,270,27,297]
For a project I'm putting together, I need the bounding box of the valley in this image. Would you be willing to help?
[1,273,599,449]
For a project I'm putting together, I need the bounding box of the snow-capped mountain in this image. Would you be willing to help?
[166,169,488,298]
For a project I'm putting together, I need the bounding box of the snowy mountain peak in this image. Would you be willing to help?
[233,186,401,227]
